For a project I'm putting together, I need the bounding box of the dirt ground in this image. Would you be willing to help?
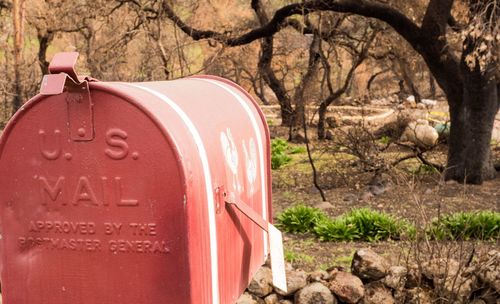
[269,120,500,271]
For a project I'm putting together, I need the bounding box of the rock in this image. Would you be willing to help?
[248,267,274,297]
[343,194,358,203]
[361,281,395,304]
[405,287,433,304]
[295,282,336,304]
[406,95,416,103]
[329,270,365,303]
[383,266,408,290]
[445,179,458,185]
[264,293,279,304]
[473,287,498,304]
[422,258,476,303]
[400,120,439,148]
[416,103,426,109]
[326,116,340,128]
[421,99,437,108]
[325,130,334,140]
[236,292,263,304]
[368,184,386,196]
[316,201,334,211]
[292,131,308,144]
[405,264,422,289]
[275,269,308,296]
[351,248,390,282]
[421,258,460,281]
[442,275,475,304]
[309,270,331,282]
[393,290,406,303]
[278,300,293,304]
[360,191,374,202]
[476,250,500,293]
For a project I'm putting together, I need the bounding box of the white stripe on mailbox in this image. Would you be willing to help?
[124,83,220,304]
[198,79,269,258]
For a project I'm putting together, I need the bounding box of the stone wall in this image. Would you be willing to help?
[237,248,499,304]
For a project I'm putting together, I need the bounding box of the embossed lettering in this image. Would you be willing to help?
[19,237,101,252]
[105,128,129,160]
[101,177,109,206]
[108,240,169,254]
[37,175,138,207]
[28,221,96,235]
[115,177,139,206]
[104,223,122,235]
[39,176,65,205]
[73,176,99,206]
[128,223,157,236]
[39,129,62,160]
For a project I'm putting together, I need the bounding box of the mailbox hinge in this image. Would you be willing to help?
[39,52,97,142]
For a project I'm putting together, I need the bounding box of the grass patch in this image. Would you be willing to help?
[277,204,328,233]
[284,250,315,264]
[278,206,498,242]
[271,138,292,169]
[271,138,307,170]
[278,206,415,242]
[427,211,500,241]
[315,208,415,242]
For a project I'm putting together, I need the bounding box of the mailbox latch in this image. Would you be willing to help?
[40,52,96,142]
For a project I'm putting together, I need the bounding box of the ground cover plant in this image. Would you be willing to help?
[427,210,500,241]
[278,206,416,242]
[271,138,306,169]
[278,205,499,243]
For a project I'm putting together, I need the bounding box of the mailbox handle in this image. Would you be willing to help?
[218,186,268,232]
[49,52,80,82]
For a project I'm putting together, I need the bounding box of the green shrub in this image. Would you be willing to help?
[289,146,306,154]
[315,208,414,242]
[314,218,360,241]
[279,206,415,242]
[427,211,500,241]
[271,138,292,169]
[277,204,328,233]
[343,208,404,241]
[379,135,391,145]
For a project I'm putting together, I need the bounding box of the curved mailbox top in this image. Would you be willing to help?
[0,57,272,304]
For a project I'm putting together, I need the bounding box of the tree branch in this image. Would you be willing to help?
[161,0,422,49]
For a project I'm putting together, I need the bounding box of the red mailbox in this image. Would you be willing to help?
[0,52,275,304]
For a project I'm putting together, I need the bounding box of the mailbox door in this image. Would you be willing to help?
[0,90,191,304]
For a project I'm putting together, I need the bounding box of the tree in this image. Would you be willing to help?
[159,0,499,184]
[12,0,25,115]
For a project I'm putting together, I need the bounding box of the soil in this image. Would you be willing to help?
[268,103,500,272]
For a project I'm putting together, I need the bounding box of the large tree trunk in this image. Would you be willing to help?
[445,92,467,181]
[461,66,498,183]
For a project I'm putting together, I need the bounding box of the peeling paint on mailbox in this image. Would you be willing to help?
[0,52,273,304]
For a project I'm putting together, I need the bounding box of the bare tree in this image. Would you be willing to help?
[159,0,499,184]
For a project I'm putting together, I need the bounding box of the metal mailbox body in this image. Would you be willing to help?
[0,59,272,304]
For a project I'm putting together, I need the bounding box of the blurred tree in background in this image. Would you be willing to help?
[0,0,498,184]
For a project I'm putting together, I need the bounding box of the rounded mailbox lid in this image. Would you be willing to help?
[0,84,191,303]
